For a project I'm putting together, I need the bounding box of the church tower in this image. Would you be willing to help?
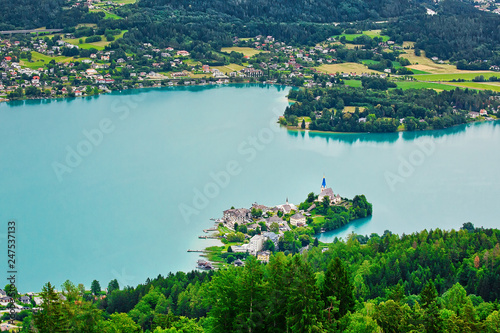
[321,175,326,192]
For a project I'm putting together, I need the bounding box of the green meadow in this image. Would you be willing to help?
[413,73,499,81]
[394,81,458,91]
[335,30,390,42]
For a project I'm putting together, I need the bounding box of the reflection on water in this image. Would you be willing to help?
[289,121,500,146]
[1,83,289,109]
[318,216,373,242]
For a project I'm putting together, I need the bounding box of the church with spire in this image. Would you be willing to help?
[317,175,342,204]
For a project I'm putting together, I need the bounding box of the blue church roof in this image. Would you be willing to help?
[321,176,326,188]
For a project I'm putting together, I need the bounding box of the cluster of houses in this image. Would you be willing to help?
[0,288,41,318]
[473,0,500,15]
[0,29,406,100]
[218,176,343,264]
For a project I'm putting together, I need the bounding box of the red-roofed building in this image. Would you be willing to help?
[4,56,12,61]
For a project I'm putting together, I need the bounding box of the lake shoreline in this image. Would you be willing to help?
[284,117,499,135]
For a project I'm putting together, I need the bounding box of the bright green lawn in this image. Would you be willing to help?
[63,30,127,50]
[413,73,499,81]
[335,30,390,42]
[110,0,137,3]
[408,69,431,75]
[394,81,458,91]
[298,116,312,122]
[20,52,80,69]
[443,81,500,92]
[90,9,122,20]
[343,80,362,88]
[312,216,325,224]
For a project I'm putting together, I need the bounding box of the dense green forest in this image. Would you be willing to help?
[17,224,500,332]
[386,0,500,64]
[2,0,500,64]
[0,0,104,30]
[284,85,499,132]
[137,0,429,23]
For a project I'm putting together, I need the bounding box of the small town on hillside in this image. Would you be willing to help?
[2,21,499,103]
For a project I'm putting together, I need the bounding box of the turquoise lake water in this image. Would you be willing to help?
[1,84,499,292]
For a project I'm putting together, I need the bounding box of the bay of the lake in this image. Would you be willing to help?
[0,84,499,291]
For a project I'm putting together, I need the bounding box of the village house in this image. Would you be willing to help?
[290,212,306,227]
[19,296,31,304]
[223,208,252,228]
[233,259,244,267]
[262,231,279,248]
[257,250,271,263]
[177,50,190,57]
[242,67,263,77]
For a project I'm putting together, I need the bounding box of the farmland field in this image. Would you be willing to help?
[109,0,137,3]
[343,80,362,87]
[221,47,266,57]
[343,106,366,113]
[212,63,246,73]
[441,81,500,92]
[90,9,123,20]
[316,63,379,75]
[412,73,498,81]
[20,52,81,69]
[63,30,127,50]
[335,30,390,42]
[394,81,457,91]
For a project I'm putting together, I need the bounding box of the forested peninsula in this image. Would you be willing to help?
[283,83,500,133]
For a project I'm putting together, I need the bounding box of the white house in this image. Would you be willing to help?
[290,212,306,227]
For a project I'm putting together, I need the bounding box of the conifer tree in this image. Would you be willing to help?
[323,257,355,320]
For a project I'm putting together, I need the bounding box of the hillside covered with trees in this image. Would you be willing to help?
[17,224,500,332]
[2,0,500,65]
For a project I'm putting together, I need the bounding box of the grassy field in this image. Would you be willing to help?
[344,44,364,50]
[361,59,379,65]
[90,9,122,20]
[20,52,80,69]
[441,81,500,92]
[400,47,468,74]
[212,63,245,73]
[221,47,265,57]
[335,30,390,42]
[343,106,366,113]
[412,73,499,81]
[316,63,379,75]
[394,81,458,91]
[409,69,431,75]
[343,79,363,87]
[312,216,325,224]
[109,0,137,3]
[63,30,127,50]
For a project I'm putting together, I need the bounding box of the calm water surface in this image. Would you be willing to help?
[0,84,499,291]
